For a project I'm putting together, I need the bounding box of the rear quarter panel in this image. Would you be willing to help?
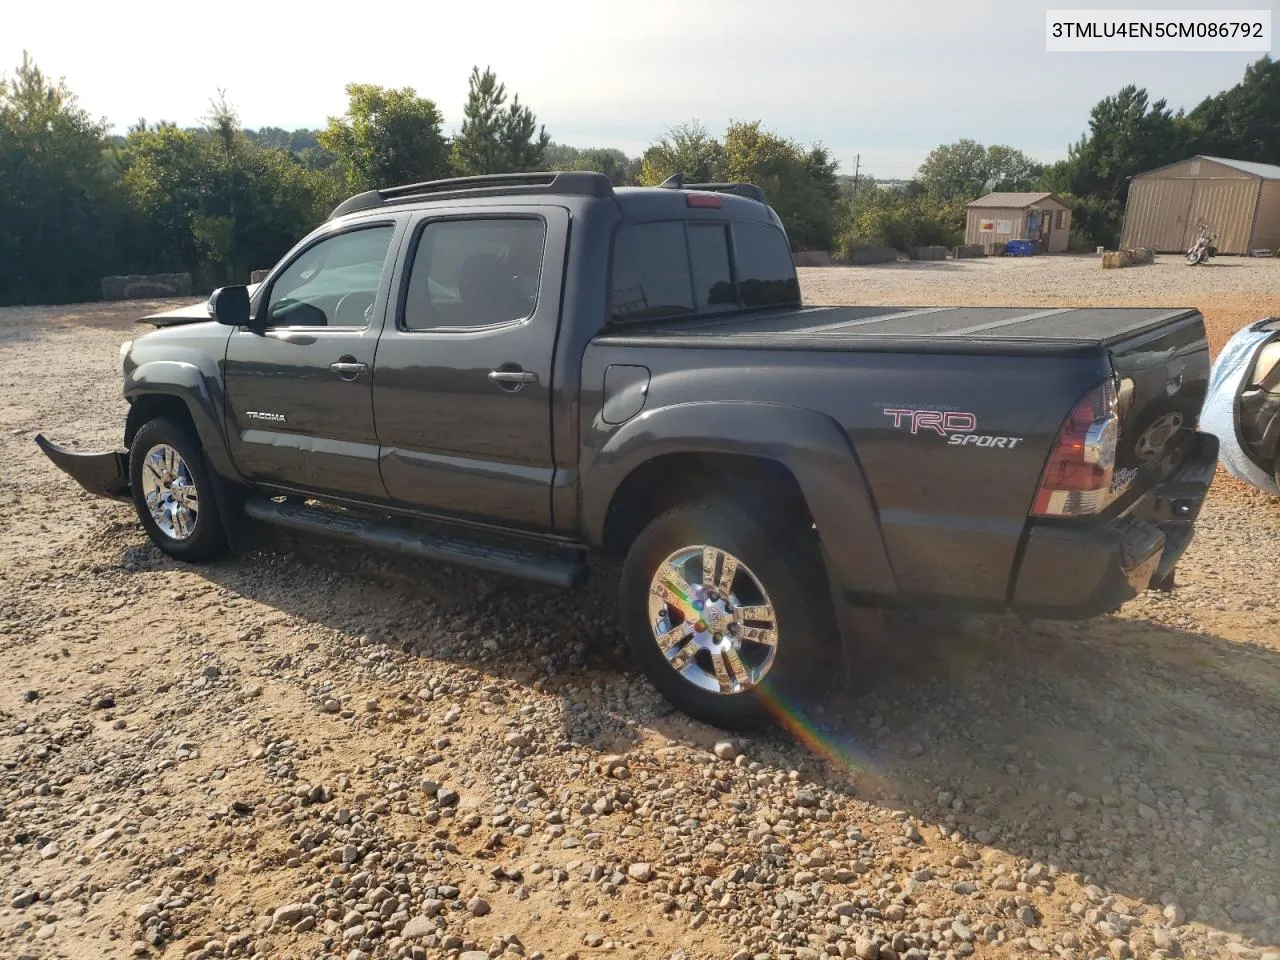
[581,342,1110,605]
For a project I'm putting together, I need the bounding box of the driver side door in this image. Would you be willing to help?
[224,219,402,500]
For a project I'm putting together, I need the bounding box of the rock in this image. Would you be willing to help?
[855,937,880,960]
[713,741,737,761]
[11,890,37,909]
[1109,938,1131,960]
[468,896,490,917]
[134,902,159,924]
[1018,905,1039,927]
[504,732,530,749]
[271,903,317,928]
[437,788,460,807]
[584,933,604,947]
[95,695,115,709]
[952,922,973,942]
[953,881,978,895]
[1066,791,1086,809]
[24,689,38,702]
[402,916,435,939]
[1163,903,1185,926]
[461,953,490,960]
[133,941,150,956]
[38,842,59,860]
[628,862,653,882]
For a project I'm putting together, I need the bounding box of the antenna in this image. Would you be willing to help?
[659,172,684,189]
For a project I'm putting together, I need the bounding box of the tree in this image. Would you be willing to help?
[1186,55,1280,161]
[918,139,1042,199]
[319,83,450,191]
[451,67,550,175]
[638,122,724,184]
[0,52,114,304]
[721,121,840,249]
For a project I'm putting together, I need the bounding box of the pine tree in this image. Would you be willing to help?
[452,67,549,175]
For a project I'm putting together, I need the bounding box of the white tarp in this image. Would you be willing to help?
[1200,321,1279,495]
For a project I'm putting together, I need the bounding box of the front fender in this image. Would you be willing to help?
[582,401,897,600]
[124,357,242,483]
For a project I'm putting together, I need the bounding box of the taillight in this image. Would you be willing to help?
[1032,379,1120,517]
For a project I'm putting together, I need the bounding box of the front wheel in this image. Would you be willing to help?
[129,417,228,561]
[620,500,830,730]
[1185,248,1206,265]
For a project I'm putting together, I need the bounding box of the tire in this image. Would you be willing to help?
[620,500,830,731]
[129,417,228,561]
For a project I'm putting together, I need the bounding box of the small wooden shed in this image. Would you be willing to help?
[1121,156,1280,255]
[965,192,1072,253]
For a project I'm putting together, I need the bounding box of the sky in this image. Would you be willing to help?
[4,0,1275,179]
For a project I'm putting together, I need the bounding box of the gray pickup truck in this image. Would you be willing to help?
[38,171,1218,729]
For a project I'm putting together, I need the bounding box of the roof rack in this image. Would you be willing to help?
[657,173,768,205]
[328,170,615,220]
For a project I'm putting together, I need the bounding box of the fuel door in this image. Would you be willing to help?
[602,364,651,425]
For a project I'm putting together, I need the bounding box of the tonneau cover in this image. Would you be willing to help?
[595,305,1200,356]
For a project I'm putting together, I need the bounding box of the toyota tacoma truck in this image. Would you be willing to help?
[37,170,1219,730]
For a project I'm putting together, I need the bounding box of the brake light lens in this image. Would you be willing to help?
[1032,379,1120,517]
[686,193,722,208]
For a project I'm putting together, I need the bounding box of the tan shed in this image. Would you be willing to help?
[965,193,1073,253]
[1121,155,1280,255]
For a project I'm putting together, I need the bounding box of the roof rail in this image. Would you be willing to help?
[655,173,767,205]
[328,170,615,220]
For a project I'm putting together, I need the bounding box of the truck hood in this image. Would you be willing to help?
[138,283,261,327]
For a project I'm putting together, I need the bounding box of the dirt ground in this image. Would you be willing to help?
[1,253,1278,960]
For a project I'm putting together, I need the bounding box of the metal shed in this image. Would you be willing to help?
[1121,155,1280,255]
[965,193,1072,253]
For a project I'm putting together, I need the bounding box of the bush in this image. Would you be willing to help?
[834,190,965,261]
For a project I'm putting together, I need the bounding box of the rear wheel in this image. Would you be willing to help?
[129,418,228,561]
[620,500,830,730]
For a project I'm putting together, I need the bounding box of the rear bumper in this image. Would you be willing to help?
[1010,431,1217,620]
[34,434,131,501]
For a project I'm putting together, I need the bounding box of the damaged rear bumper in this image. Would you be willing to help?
[34,434,131,500]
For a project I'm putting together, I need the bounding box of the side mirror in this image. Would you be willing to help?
[208,285,252,327]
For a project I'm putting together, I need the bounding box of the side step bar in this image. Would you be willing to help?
[243,499,586,588]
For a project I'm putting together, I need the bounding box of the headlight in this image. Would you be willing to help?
[1251,341,1280,388]
[120,340,133,359]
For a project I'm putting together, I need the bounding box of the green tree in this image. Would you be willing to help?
[638,122,724,184]
[451,66,549,175]
[918,139,1042,199]
[0,52,114,304]
[721,121,840,249]
[319,83,450,191]
[1186,55,1280,161]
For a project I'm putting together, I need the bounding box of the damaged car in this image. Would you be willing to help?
[1202,317,1280,496]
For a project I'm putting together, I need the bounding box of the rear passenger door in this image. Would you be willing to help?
[372,207,567,530]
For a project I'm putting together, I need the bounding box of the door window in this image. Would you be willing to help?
[265,225,395,328]
[402,218,547,331]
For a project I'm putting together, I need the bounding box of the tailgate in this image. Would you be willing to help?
[1106,309,1210,503]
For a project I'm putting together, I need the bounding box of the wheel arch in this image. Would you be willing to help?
[584,401,897,602]
[124,359,242,483]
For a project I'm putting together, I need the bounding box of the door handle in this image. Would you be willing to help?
[488,368,539,387]
[330,358,368,381]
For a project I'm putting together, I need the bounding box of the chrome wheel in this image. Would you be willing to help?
[140,443,199,540]
[1134,412,1183,460]
[648,545,778,695]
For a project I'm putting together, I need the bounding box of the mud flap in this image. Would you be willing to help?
[33,434,131,500]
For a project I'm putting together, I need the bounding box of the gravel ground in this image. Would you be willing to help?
[1,257,1278,960]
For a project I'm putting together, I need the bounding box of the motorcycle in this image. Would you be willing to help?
[1185,223,1218,265]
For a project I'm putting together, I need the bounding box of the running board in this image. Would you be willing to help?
[243,499,586,588]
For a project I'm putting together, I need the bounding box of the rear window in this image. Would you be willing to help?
[734,222,802,307]
[609,218,797,324]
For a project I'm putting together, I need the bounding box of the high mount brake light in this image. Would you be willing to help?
[686,193,722,208]
[1032,379,1121,517]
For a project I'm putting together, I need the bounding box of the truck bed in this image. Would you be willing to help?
[594,305,1200,356]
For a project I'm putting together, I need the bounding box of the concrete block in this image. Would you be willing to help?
[791,251,833,267]
[100,273,193,301]
[909,245,947,261]
[952,244,985,259]
[851,247,898,266]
